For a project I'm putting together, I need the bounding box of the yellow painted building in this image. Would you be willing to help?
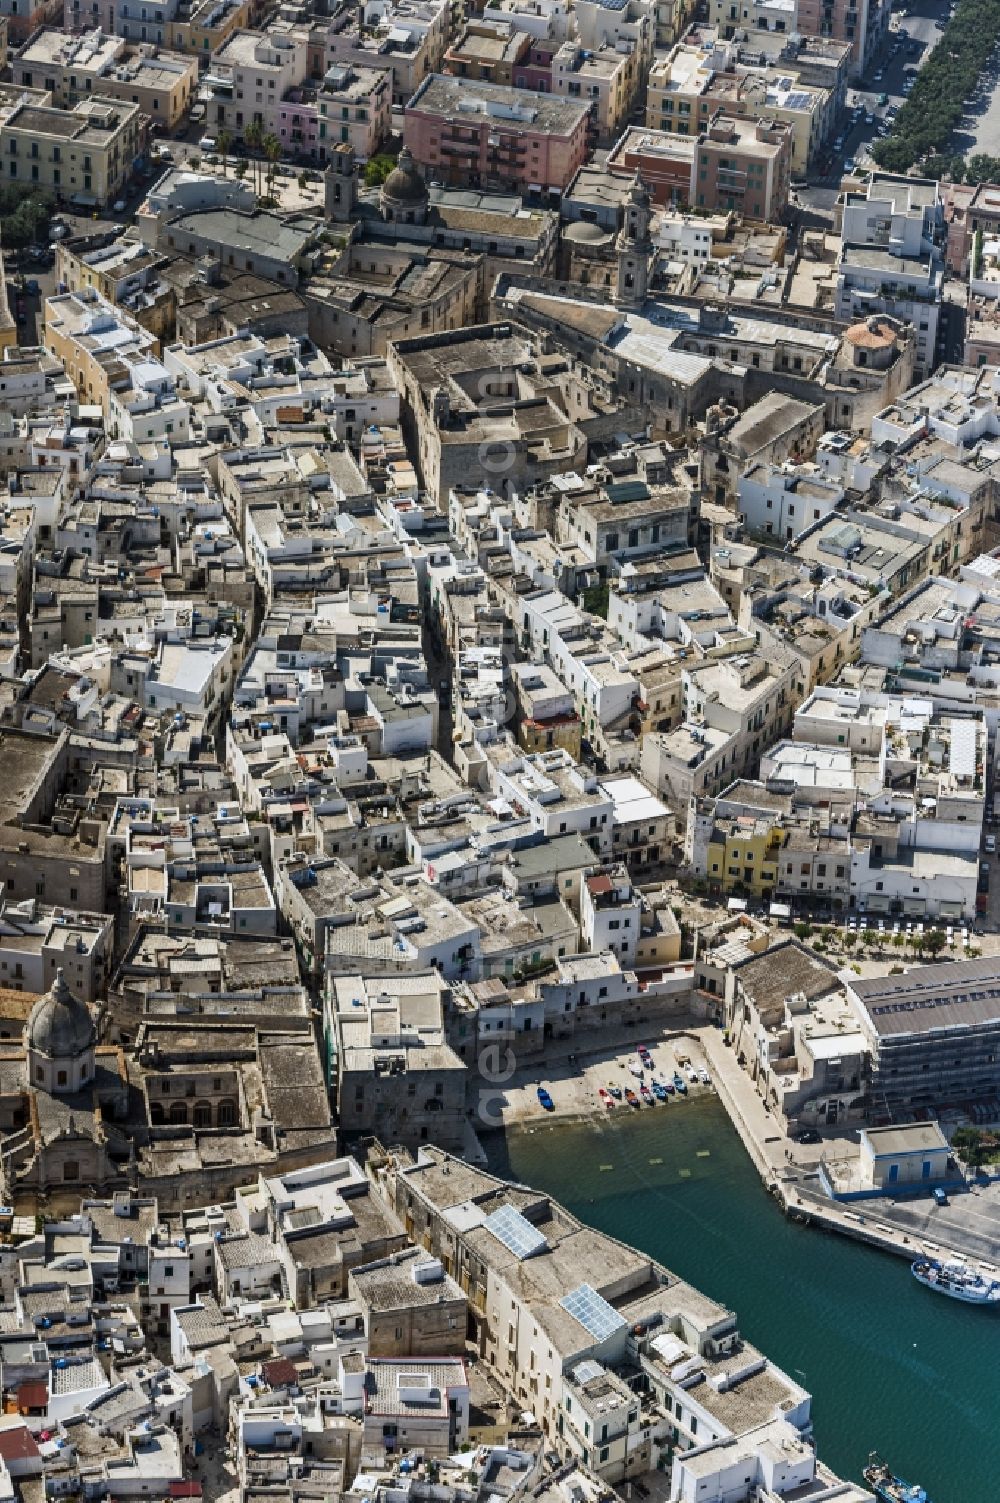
[519,711,582,761]
[706,815,783,898]
[171,0,253,62]
[0,96,145,209]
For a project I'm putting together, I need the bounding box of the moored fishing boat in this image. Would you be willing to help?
[911,1256,1000,1305]
[863,1451,932,1502]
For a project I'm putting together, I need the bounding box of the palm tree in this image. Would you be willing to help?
[262,132,281,200]
[244,117,263,195]
[217,127,232,177]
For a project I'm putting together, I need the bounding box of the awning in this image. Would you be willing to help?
[861,894,891,913]
[769,902,791,919]
[902,898,927,916]
[727,897,747,912]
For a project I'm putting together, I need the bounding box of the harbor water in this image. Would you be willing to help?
[487,1098,1000,1503]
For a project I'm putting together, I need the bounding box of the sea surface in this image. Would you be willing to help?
[486,1097,999,1503]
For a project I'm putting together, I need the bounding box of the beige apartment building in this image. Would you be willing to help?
[204,25,308,140]
[647,41,828,174]
[324,0,451,110]
[1,96,145,207]
[647,38,746,136]
[62,0,252,59]
[550,40,640,145]
[170,0,254,59]
[43,289,160,411]
[13,29,198,131]
[740,71,827,175]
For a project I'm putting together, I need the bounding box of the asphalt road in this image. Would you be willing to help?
[795,0,949,218]
[876,1179,1000,1264]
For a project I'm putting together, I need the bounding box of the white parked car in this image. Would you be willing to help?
[198,134,217,153]
[986,835,997,854]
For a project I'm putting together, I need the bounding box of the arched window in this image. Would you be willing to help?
[150,1101,164,1125]
[217,1098,237,1128]
[168,1101,188,1125]
[193,1101,213,1129]
[63,1161,79,1181]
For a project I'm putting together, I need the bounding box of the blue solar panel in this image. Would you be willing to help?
[485,1204,548,1260]
[560,1283,627,1342]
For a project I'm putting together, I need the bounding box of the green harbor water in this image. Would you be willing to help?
[486,1098,999,1503]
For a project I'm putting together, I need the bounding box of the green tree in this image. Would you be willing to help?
[234,158,248,183]
[364,152,397,187]
[0,187,54,248]
[217,127,232,177]
[923,929,948,958]
[582,581,610,618]
[244,117,263,195]
[872,0,1000,171]
[263,132,281,198]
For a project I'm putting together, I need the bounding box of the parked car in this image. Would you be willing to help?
[987,836,997,855]
[933,1187,948,1206]
[795,1129,822,1144]
[198,133,217,153]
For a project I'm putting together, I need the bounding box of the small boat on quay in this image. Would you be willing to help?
[863,1451,932,1502]
[911,1256,1000,1305]
[629,1061,644,1079]
[672,1073,688,1095]
[606,1083,622,1100]
[651,1080,669,1102]
[624,1088,640,1108]
[639,1084,654,1106]
[598,1087,614,1110]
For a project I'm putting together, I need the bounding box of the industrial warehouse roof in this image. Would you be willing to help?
[850,957,1000,1039]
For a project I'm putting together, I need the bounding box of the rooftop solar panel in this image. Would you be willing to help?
[484,1204,548,1260]
[559,1283,627,1342]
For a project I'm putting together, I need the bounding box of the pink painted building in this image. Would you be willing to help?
[404,72,590,192]
[794,0,891,73]
[512,42,555,92]
[276,64,391,162]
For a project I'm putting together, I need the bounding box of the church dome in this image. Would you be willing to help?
[27,969,96,1060]
[381,147,428,205]
[565,220,612,245]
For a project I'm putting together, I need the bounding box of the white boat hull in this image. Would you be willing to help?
[911,1260,1000,1305]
